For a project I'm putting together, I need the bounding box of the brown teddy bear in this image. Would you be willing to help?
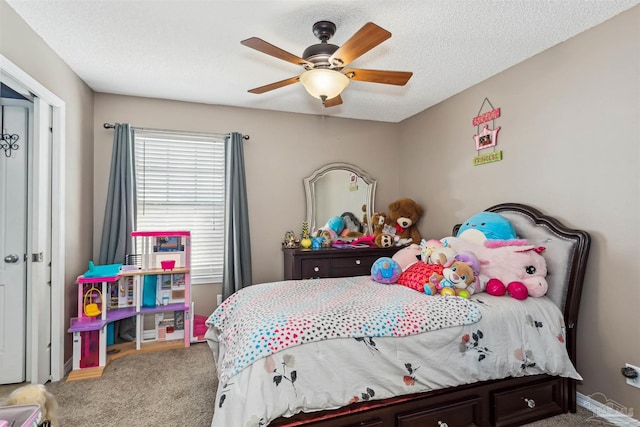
[387,198,423,245]
[370,211,395,247]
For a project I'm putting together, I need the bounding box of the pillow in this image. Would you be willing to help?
[396,262,443,293]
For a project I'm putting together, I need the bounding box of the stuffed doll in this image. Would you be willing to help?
[388,198,423,244]
[420,238,456,265]
[425,251,480,298]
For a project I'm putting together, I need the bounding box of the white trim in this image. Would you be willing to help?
[1,54,66,382]
[577,392,639,426]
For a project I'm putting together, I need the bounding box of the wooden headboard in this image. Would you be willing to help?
[455,202,591,365]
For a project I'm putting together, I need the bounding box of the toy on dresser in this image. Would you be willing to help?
[387,198,423,245]
[370,198,424,248]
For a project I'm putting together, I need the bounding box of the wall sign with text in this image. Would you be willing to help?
[472,99,502,166]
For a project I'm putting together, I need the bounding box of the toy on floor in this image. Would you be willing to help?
[6,384,60,427]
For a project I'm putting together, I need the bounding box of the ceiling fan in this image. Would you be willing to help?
[241,21,413,107]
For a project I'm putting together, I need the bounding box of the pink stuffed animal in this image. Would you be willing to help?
[392,243,423,271]
[442,236,548,300]
[419,238,457,265]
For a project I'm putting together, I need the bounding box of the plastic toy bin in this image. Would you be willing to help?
[0,404,41,427]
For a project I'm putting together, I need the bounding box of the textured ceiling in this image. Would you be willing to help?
[6,0,639,122]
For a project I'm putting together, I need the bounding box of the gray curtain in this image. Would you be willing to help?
[222,132,252,300]
[99,123,137,265]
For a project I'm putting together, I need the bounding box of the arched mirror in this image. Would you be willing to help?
[304,162,376,235]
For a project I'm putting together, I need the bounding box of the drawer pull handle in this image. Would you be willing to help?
[437,421,449,427]
[524,398,536,409]
[314,266,320,272]
[355,259,361,265]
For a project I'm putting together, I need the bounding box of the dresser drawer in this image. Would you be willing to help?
[396,396,482,427]
[492,378,563,426]
[300,258,331,279]
[283,247,401,280]
[331,255,379,276]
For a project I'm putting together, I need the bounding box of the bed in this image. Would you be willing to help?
[206,203,591,427]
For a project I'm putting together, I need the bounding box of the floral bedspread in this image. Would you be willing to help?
[206,277,581,427]
[207,276,482,384]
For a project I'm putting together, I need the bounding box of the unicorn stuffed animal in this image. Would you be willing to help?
[442,236,548,300]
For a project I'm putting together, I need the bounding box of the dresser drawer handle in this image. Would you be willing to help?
[523,398,536,409]
[314,266,320,272]
[437,421,448,427]
[355,259,361,265]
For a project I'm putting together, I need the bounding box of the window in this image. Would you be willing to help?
[134,130,225,284]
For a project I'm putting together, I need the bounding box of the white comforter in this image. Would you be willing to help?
[206,276,581,427]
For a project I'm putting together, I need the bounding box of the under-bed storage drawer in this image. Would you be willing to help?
[492,377,563,426]
[396,396,482,427]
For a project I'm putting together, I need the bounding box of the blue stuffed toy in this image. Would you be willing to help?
[371,257,402,284]
[456,211,517,245]
[317,216,345,240]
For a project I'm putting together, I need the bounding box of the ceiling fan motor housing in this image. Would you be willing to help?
[302,43,339,68]
[303,21,340,69]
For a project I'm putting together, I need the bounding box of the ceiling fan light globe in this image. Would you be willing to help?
[300,69,350,100]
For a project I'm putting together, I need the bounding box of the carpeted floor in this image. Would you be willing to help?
[1,343,217,427]
[0,343,619,426]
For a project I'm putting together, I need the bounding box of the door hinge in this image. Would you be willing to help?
[32,252,44,262]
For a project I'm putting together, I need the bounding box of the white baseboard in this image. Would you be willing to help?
[63,357,73,378]
[577,392,639,426]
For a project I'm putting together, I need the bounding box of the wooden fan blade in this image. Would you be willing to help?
[329,22,391,68]
[241,37,312,67]
[323,95,343,108]
[343,68,413,86]
[248,76,300,94]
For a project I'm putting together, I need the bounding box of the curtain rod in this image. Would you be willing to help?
[103,122,249,140]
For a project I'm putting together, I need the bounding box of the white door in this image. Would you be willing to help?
[0,99,31,384]
[29,97,52,384]
[1,55,63,382]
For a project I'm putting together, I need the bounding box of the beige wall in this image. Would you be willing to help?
[93,94,401,314]
[399,6,639,415]
[1,0,95,368]
[4,0,639,416]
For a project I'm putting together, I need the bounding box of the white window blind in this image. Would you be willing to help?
[134,131,225,284]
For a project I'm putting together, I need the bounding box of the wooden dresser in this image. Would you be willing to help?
[283,246,400,280]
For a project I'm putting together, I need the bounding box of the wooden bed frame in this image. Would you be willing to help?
[270,203,591,427]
